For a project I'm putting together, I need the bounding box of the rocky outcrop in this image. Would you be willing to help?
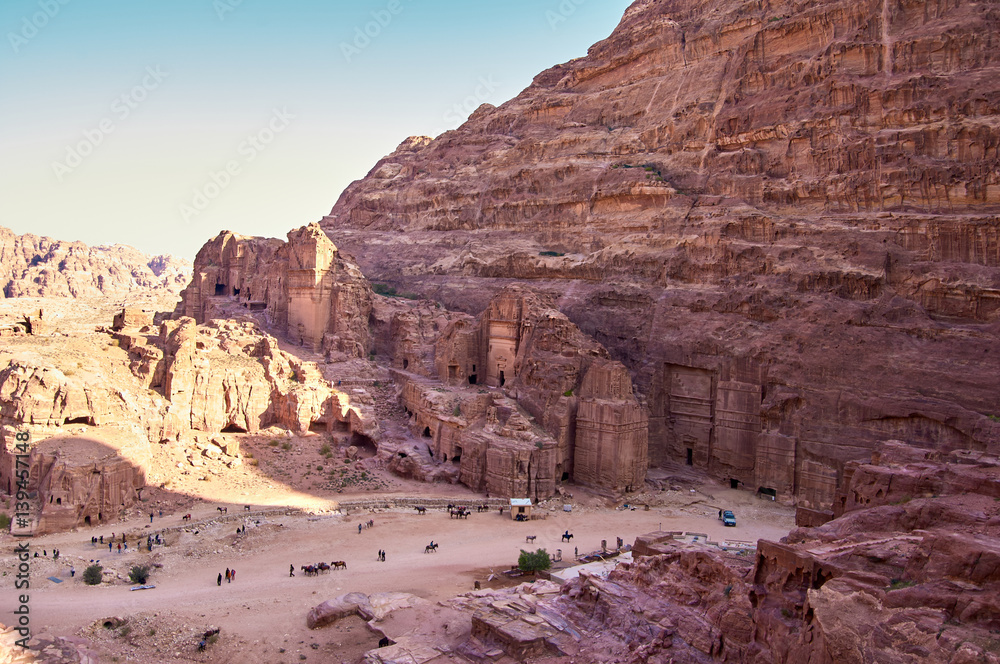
[390,287,648,499]
[177,223,372,360]
[475,441,1000,663]
[0,226,190,299]
[317,0,1000,510]
[0,309,376,534]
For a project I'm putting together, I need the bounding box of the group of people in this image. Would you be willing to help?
[357,519,375,534]
[217,568,236,585]
[377,549,386,561]
[32,548,60,559]
[92,530,164,554]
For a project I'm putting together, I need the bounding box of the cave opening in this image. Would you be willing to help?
[562,472,570,481]
[398,452,408,458]
[403,359,409,370]
[423,427,432,438]
[452,446,462,463]
[730,478,739,489]
[468,374,477,385]
[64,416,92,426]
[84,516,91,526]
[56,497,61,505]
[222,423,247,434]
[499,370,505,386]
[214,283,226,296]
[686,448,693,465]
[350,432,377,458]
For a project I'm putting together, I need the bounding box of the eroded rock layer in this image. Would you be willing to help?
[320,0,1000,508]
[449,441,1000,664]
[0,226,190,299]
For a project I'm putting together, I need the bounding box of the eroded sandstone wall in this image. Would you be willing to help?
[318,0,1000,508]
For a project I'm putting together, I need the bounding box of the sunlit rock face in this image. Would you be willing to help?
[321,0,1000,507]
[178,223,372,361]
[0,225,190,299]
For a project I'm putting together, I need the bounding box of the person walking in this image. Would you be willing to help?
[231,569,236,582]
[117,543,121,554]
[150,512,154,523]
[225,568,231,583]
[217,572,222,586]
[109,542,113,553]
[289,564,295,577]
[358,523,363,534]
[70,566,75,578]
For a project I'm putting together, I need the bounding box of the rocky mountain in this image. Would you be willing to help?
[318,0,1000,511]
[0,226,191,299]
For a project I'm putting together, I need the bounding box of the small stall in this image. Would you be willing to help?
[509,498,532,521]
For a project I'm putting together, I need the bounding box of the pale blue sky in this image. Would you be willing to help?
[0,0,634,259]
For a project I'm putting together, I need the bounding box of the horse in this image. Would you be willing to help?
[301,565,318,576]
[414,506,426,515]
[424,543,438,553]
[332,561,347,570]
[317,562,331,573]
[561,532,574,542]
[525,535,537,544]
[182,514,192,521]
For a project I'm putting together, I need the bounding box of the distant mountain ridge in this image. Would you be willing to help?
[0,226,191,299]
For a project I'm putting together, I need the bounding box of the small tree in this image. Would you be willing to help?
[128,565,150,585]
[83,564,103,585]
[517,548,552,574]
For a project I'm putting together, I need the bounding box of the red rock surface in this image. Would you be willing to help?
[0,226,190,299]
[315,0,1000,511]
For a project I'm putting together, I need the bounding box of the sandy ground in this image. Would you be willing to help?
[1,467,793,664]
[0,298,795,662]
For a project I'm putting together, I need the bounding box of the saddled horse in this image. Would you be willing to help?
[301,565,319,576]
[424,543,439,553]
[182,514,192,521]
[561,531,574,542]
[317,562,331,573]
[414,506,426,515]
[450,509,470,519]
[331,560,347,570]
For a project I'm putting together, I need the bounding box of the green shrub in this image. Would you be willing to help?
[563,389,573,397]
[319,443,331,456]
[453,405,462,417]
[268,440,279,447]
[517,549,552,573]
[281,442,292,451]
[83,564,103,585]
[128,565,150,585]
[0,513,10,530]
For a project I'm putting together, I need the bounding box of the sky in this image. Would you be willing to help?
[0,0,635,261]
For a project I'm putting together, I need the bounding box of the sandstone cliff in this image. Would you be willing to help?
[177,223,372,360]
[455,441,999,663]
[0,226,190,299]
[319,0,1000,509]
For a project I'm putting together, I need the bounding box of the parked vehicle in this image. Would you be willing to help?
[721,510,736,526]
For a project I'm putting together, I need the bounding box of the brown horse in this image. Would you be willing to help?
[331,561,347,570]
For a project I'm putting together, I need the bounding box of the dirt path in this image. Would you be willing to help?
[1,481,792,663]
